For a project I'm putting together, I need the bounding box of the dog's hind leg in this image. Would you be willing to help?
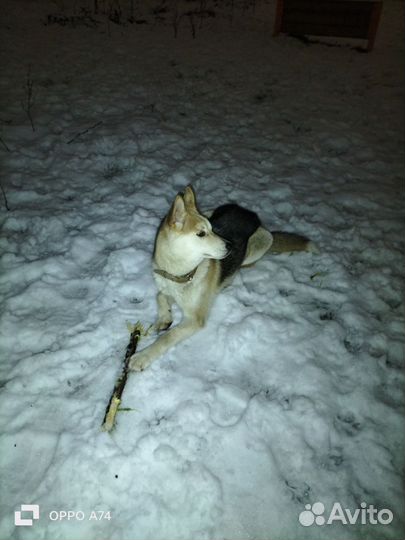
[242,227,273,267]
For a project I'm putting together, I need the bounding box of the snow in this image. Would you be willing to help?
[0,0,404,539]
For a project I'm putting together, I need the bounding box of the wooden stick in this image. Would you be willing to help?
[0,136,11,152]
[101,323,142,432]
[67,121,102,144]
[0,182,10,211]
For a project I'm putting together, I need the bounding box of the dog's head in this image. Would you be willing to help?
[164,185,228,261]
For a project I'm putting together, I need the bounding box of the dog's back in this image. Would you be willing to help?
[210,204,261,283]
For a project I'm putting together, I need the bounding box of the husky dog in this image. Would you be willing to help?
[129,185,315,371]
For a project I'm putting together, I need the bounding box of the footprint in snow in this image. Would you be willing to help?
[333,411,362,436]
[209,383,250,427]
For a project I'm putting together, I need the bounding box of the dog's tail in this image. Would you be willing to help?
[269,231,318,254]
[242,227,318,267]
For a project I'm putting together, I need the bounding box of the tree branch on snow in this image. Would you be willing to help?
[67,121,103,144]
[101,322,143,432]
[21,65,36,132]
[0,136,10,153]
[0,182,10,211]
[172,1,180,38]
[188,11,196,39]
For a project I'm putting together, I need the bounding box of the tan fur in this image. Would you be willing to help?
[269,232,317,254]
[242,227,274,267]
[129,186,315,371]
[129,187,227,371]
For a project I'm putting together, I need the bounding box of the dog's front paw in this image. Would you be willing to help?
[129,350,153,372]
[154,318,173,333]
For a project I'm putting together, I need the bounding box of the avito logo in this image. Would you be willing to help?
[299,502,393,527]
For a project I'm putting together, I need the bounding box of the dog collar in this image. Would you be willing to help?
[154,266,198,284]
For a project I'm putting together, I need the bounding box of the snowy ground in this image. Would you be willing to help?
[0,0,404,539]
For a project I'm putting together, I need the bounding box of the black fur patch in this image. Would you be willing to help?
[209,204,261,283]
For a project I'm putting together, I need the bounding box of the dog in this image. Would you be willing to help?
[129,185,316,371]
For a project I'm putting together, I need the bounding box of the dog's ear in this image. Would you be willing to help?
[183,185,197,210]
[167,194,187,230]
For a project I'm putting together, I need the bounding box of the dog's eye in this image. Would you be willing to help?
[197,231,206,238]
